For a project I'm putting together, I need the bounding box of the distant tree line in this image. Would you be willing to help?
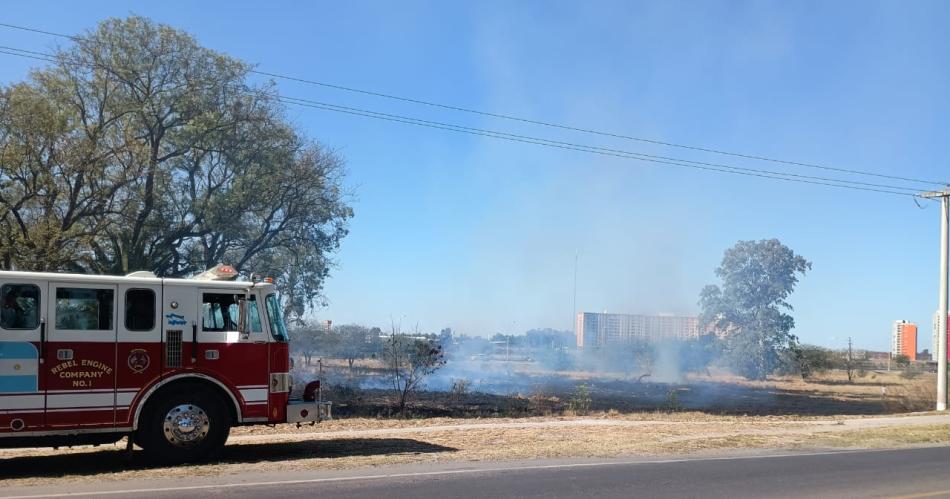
[292,323,383,367]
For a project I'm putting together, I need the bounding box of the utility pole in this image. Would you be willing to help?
[922,189,950,411]
[573,250,578,331]
[847,337,854,383]
[572,249,578,346]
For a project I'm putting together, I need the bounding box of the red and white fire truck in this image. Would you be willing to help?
[0,265,329,462]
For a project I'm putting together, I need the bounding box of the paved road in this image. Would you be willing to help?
[6,446,950,499]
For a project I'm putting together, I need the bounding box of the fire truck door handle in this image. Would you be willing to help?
[191,323,198,364]
[39,319,46,364]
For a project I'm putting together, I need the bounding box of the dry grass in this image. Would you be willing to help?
[810,424,950,448]
[5,413,950,488]
[0,420,789,486]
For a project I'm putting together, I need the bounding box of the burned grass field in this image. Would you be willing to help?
[305,358,936,419]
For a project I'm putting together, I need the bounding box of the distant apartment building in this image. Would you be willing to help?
[933,311,949,362]
[575,312,700,349]
[892,320,917,361]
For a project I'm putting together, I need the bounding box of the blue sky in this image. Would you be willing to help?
[1,1,948,351]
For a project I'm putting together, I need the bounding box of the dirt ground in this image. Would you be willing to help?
[0,370,943,487]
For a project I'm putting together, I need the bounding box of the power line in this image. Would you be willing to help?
[0,20,946,188]
[0,45,56,62]
[0,22,73,41]
[0,46,930,198]
[0,45,927,194]
[279,95,923,194]
[276,97,923,198]
[264,71,948,188]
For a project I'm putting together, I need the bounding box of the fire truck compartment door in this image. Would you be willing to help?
[45,282,118,428]
[115,282,162,427]
[0,277,46,433]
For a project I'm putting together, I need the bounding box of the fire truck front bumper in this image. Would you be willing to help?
[286,400,332,423]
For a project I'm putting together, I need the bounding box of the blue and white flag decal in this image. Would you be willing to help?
[165,313,187,326]
[0,342,39,393]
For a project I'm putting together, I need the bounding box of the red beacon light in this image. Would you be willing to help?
[193,264,239,281]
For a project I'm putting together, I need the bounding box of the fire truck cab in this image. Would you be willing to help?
[0,265,329,462]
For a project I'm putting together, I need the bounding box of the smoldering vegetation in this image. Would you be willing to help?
[291,325,929,418]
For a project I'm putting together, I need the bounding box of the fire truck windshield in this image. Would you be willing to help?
[264,293,289,342]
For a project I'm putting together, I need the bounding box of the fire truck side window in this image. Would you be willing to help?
[55,288,114,330]
[202,293,239,332]
[1,284,39,330]
[125,289,156,331]
[264,294,289,342]
[248,295,262,333]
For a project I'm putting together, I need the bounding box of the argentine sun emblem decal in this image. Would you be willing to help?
[127,349,150,373]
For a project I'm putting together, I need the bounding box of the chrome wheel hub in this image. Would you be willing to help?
[163,404,210,447]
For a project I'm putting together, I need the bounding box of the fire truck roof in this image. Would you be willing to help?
[0,269,273,290]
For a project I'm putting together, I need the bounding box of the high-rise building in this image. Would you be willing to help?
[892,320,917,361]
[576,311,699,349]
[933,311,949,362]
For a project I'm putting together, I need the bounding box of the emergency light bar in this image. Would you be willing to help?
[250,273,275,284]
[192,264,239,281]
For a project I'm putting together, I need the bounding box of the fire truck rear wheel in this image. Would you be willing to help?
[139,387,231,463]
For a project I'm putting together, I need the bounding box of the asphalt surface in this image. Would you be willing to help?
[6,446,950,498]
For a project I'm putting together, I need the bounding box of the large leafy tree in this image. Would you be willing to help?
[0,16,352,320]
[699,239,811,380]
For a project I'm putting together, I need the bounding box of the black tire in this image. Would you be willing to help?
[137,385,231,464]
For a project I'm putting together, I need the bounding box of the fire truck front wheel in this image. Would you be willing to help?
[138,386,232,463]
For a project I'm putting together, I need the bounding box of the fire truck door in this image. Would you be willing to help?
[115,283,161,427]
[0,278,46,433]
[198,290,269,417]
[45,282,118,428]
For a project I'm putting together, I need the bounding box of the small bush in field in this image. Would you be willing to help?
[569,384,592,415]
[450,378,471,402]
[666,388,682,412]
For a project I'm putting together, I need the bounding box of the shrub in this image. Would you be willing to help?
[569,384,592,415]
[450,378,471,402]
